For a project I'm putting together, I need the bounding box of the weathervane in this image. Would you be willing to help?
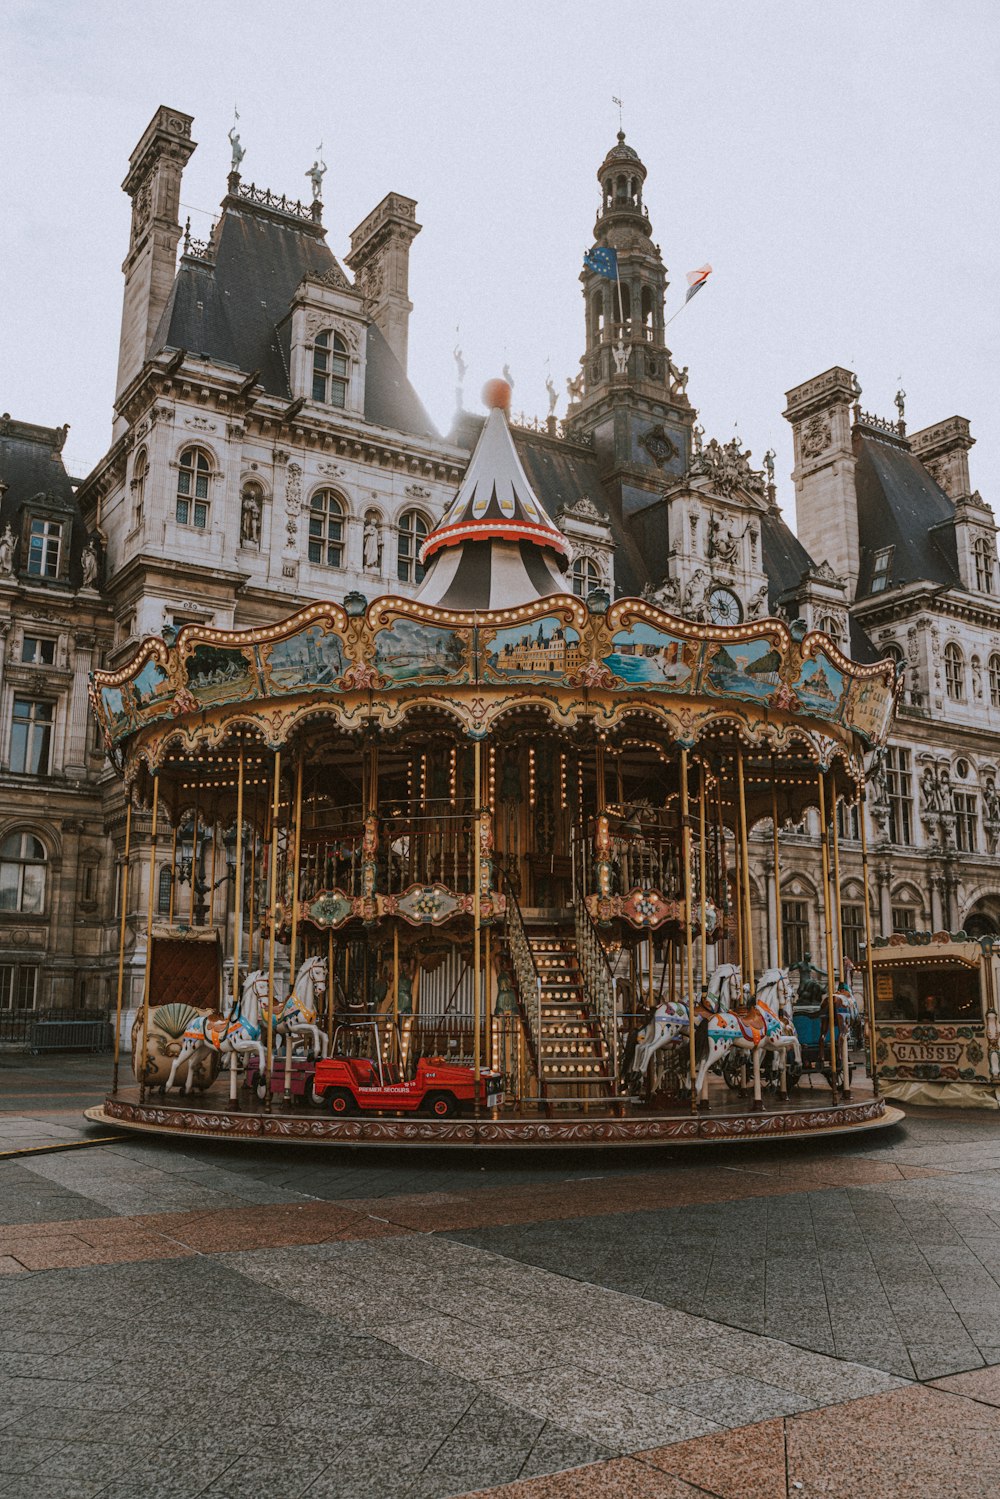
[612,95,623,131]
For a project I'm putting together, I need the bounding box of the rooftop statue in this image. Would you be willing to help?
[306,149,327,201]
[228,125,245,173]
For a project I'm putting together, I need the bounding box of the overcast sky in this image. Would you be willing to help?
[4,0,998,535]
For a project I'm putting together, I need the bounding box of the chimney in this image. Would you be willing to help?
[114,107,196,423]
[910,416,975,501]
[345,193,421,374]
[783,366,861,599]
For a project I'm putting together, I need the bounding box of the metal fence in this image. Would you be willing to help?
[0,1009,113,1054]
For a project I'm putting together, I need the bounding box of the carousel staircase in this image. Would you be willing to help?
[527,926,614,1100]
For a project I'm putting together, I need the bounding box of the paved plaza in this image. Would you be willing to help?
[4,1059,1000,1495]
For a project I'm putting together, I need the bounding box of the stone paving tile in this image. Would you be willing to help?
[456,1458,706,1498]
[783,1381,1000,1497]
[930,1360,1000,1404]
[640,1416,787,1499]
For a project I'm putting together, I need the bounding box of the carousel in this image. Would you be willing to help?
[86,381,904,1146]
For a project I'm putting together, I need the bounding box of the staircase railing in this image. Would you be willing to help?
[501,872,543,1083]
[575,895,621,1094]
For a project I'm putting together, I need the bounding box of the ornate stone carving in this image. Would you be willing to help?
[285,461,302,549]
[689,436,765,497]
[801,414,832,459]
[639,425,677,468]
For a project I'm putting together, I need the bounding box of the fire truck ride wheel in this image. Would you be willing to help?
[326,1087,357,1116]
[423,1091,458,1118]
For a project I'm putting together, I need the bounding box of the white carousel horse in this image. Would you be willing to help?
[164,969,269,1095]
[628,961,742,1096]
[693,962,792,1109]
[262,956,329,1060]
[753,967,802,1101]
[824,983,860,1092]
[628,997,690,1089]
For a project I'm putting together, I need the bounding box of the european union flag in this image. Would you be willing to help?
[583,245,618,280]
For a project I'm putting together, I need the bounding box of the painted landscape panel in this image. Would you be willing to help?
[373,619,468,683]
[703,637,783,702]
[604,623,696,690]
[185,644,255,705]
[263,626,345,693]
[487,617,582,679]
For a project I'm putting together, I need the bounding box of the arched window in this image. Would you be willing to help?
[819,614,841,640]
[312,331,349,408]
[592,290,605,341]
[131,448,148,530]
[307,490,345,568]
[572,556,602,597]
[989,654,1000,708]
[397,511,428,585]
[974,537,995,593]
[945,642,965,701]
[641,286,654,338]
[617,283,631,330]
[157,866,173,916]
[0,832,46,914]
[176,448,211,529]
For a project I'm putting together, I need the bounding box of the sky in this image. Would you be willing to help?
[3,0,999,535]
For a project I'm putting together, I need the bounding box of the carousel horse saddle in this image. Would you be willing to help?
[731,1008,765,1043]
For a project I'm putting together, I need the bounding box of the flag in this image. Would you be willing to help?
[584,245,619,280]
[684,264,712,303]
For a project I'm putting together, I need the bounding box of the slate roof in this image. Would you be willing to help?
[853,429,958,597]
[150,196,438,440]
[0,418,86,586]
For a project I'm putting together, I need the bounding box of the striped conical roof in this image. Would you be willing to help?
[415,380,569,610]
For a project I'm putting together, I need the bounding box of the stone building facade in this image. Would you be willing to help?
[2,104,998,1020]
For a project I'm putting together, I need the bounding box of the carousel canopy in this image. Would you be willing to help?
[416,379,570,610]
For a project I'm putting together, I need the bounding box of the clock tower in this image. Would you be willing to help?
[563,133,698,593]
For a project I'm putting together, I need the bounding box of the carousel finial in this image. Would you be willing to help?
[482,377,512,413]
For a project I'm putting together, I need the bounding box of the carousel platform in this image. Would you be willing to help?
[86,1076,901,1149]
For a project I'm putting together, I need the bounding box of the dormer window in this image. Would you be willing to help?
[870,546,893,594]
[974,536,995,593]
[27,518,62,578]
[572,556,602,597]
[312,331,349,408]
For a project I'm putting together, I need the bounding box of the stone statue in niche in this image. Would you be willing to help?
[0,525,15,576]
[81,539,99,589]
[363,515,381,571]
[612,342,629,376]
[240,488,262,547]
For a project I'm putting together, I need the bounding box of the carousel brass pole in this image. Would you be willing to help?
[392,924,400,1068]
[716,777,728,964]
[817,765,839,1103]
[247,786,258,976]
[473,737,483,1112]
[771,773,783,971]
[264,749,282,1113]
[230,748,245,1108]
[288,752,304,985]
[484,924,492,1073]
[138,773,160,1105]
[167,821,178,925]
[209,819,218,928]
[736,745,755,990]
[859,781,880,1094]
[681,750,697,1113]
[112,797,133,1095]
[830,771,844,982]
[188,802,199,927]
[327,928,335,1048]
[699,762,708,991]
